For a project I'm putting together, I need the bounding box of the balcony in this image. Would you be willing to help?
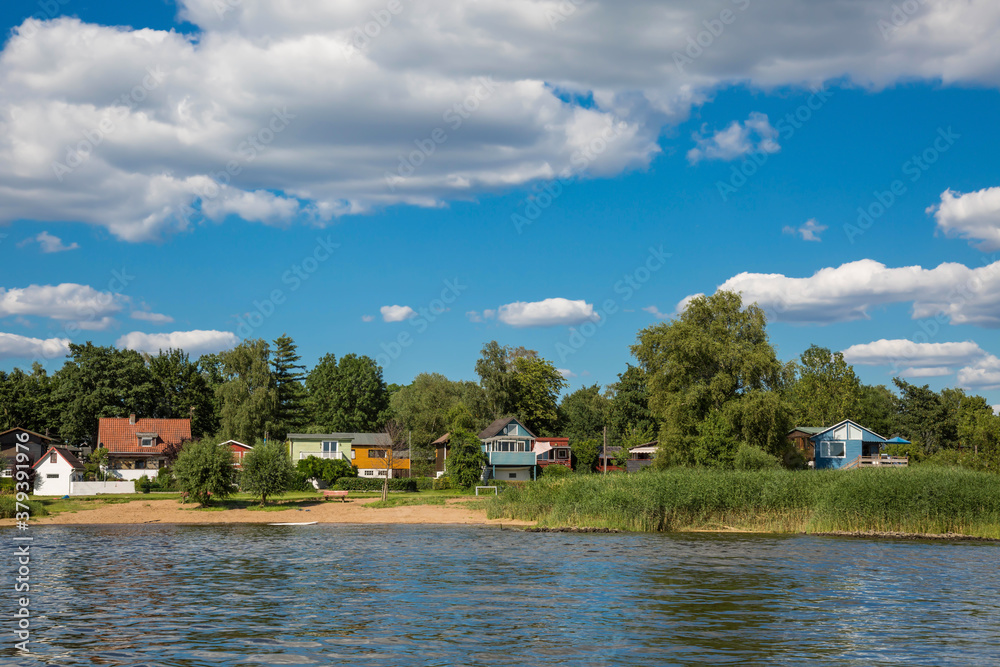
[299,451,348,461]
[486,451,537,466]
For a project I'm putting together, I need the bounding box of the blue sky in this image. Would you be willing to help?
[2,0,1000,407]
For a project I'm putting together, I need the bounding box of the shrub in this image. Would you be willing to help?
[0,478,15,493]
[334,477,417,492]
[297,456,357,487]
[0,494,48,518]
[445,428,487,488]
[432,475,453,490]
[287,470,314,492]
[414,476,434,491]
[541,464,571,478]
[733,445,781,471]
[136,475,152,493]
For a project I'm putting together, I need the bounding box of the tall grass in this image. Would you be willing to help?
[486,467,1000,538]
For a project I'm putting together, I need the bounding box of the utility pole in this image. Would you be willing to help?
[602,425,607,475]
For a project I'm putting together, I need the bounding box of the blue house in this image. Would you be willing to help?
[810,419,888,470]
[479,417,537,481]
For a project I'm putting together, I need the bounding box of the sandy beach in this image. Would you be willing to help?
[4,496,533,527]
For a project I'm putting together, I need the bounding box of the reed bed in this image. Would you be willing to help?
[486,467,1000,538]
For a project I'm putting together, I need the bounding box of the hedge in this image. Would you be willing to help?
[333,477,418,492]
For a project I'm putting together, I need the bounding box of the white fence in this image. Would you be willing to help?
[70,481,136,495]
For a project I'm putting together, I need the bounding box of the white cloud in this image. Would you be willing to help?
[782,218,827,242]
[842,339,986,368]
[687,112,780,163]
[841,338,1000,389]
[492,298,599,328]
[643,305,669,319]
[465,311,484,323]
[4,2,1000,240]
[928,187,1000,251]
[361,314,374,322]
[0,332,70,359]
[557,368,577,378]
[116,329,239,356]
[683,258,1000,326]
[0,283,123,324]
[130,310,174,324]
[18,231,79,253]
[380,305,417,322]
[957,354,1000,390]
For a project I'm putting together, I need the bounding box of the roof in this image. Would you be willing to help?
[0,427,57,442]
[32,446,85,470]
[808,419,887,442]
[431,433,450,446]
[598,446,623,457]
[788,426,825,435]
[286,432,382,445]
[535,437,569,445]
[479,416,537,440]
[221,440,253,450]
[97,417,192,454]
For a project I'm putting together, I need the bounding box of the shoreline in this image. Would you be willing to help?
[1,497,533,528]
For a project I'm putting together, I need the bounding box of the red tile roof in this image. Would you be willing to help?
[32,446,85,470]
[97,417,191,454]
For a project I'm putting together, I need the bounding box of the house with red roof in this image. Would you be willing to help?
[222,440,253,468]
[97,414,191,480]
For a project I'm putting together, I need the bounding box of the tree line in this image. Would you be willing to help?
[2,290,998,473]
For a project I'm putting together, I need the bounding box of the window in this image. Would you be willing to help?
[821,441,846,458]
[50,452,58,463]
[351,450,355,459]
[364,470,374,476]
[369,450,386,459]
[47,474,59,478]
[508,473,516,479]
[140,437,154,447]
[321,441,337,453]
[556,449,568,459]
[135,460,146,469]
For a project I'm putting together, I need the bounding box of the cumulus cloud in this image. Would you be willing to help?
[687,112,780,163]
[130,310,174,324]
[4,2,1000,240]
[841,338,1000,389]
[557,368,577,379]
[17,231,79,253]
[928,187,1000,251]
[361,314,374,322]
[782,218,827,242]
[0,283,123,326]
[491,298,599,327]
[380,305,417,322]
[682,258,1000,326]
[0,332,70,360]
[116,329,239,356]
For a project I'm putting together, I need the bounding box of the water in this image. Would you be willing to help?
[2,525,998,666]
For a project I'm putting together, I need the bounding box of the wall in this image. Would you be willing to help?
[70,481,136,495]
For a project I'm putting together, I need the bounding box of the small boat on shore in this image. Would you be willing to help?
[268,522,318,526]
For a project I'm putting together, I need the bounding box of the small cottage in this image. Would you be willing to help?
[32,447,85,496]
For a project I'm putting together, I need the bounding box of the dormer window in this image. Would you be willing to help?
[140,437,154,447]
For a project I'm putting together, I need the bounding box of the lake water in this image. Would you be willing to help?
[2,524,999,666]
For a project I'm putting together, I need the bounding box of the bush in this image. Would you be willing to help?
[297,456,358,487]
[0,478,15,493]
[287,470,314,492]
[540,464,571,478]
[334,477,418,492]
[432,475,453,490]
[414,476,435,491]
[172,440,237,505]
[136,475,152,493]
[733,445,781,471]
[0,494,48,518]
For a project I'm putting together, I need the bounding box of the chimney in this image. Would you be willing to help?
[129,414,136,425]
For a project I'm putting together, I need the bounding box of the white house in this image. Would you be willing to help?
[32,447,85,496]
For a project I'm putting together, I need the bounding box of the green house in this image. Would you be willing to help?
[286,432,381,464]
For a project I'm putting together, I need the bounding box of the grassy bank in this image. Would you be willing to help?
[486,467,1000,538]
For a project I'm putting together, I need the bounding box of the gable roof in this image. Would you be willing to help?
[97,417,192,454]
[33,446,85,470]
[431,432,450,446]
[221,440,253,450]
[0,427,57,442]
[479,417,537,440]
[808,419,887,442]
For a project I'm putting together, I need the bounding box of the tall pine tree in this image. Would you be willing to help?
[271,334,308,437]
